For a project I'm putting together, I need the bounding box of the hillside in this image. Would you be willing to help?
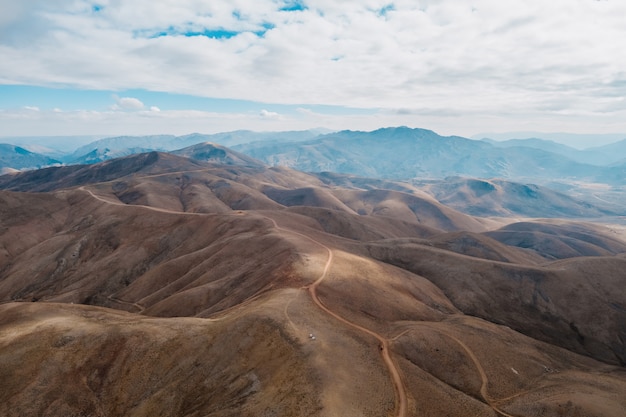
[482,138,621,166]
[5,127,626,213]
[414,177,622,218]
[171,142,265,168]
[0,144,60,172]
[235,127,616,184]
[63,130,324,164]
[0,152,208,192]
[1,151,625,416]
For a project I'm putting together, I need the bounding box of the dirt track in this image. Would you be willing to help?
[269,217,408,417]
[412,323,518,417]
[83,186,408,416]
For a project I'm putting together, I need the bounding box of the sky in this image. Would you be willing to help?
[1,0,626,145]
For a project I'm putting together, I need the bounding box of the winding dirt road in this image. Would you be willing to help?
[81,187,208,216]
[81,186,408,416]
[412,323,517,417]
[268,218,408,417]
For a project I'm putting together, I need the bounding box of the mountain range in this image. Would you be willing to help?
[2,127,626,182]
[1,129,626,416]
[0,144,61,174]
[235,127,626,185]
[4,126,626,218]
[482,137,626,166]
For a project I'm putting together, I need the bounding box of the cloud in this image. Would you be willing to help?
[1,1,626,135]
[111,95,145,111]
[296,107,316,116]
[3,102,626,141]
[259,109,281,119]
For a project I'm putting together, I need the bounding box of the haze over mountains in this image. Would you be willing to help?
[2,127,625,183]
[1,128,626,416]
[0,126,622,167]
[2,126,625,217]
[0,144,62,174]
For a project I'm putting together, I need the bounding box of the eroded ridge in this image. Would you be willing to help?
[269,217,408,417]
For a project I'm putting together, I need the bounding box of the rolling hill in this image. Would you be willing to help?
[413,177,623,218]
[1,150,625,416]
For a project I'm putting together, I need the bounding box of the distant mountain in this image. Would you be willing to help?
[0,144,61,172]
[0,135,103,153]
[482,138,595,164]
[187,129,329,148]
[415,177,623,218]
[313,172,621,219]
[171,142,265,167]
[66,130,326,164]
[599,161,626,185]
[237,127,491,178]
[236,126,617,184]
[71,146,163,165]
[586,139,626,164]
[610,157,626,167]
[481,137,579,155]
[483,137,626,166]
[472,131,626,149]
[12,128,625,187]
[65,135,178,163]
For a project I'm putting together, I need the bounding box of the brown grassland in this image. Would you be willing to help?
[1,152,625,416]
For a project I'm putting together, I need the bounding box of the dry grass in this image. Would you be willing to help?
[0,156,625,416]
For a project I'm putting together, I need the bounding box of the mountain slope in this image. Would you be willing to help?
[416,177,622,217]
[236,127,613,184]
[65,130,325,164]
[485,221,626,259]
[0,302,320,417]
[66,135,177,163]
[0,152,207,192]
[585,138,626,165]
[0,144,60,171]
[171,142,265,167]
[482,138,618,165]
[1,152,625,416]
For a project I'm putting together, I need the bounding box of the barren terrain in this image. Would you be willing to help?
[1,152,625,416]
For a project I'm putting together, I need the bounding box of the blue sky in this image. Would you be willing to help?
[0,85,376,115]
[1,0,625,143]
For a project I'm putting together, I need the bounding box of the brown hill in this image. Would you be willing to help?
[366,240,626,365]
[416,177,619,218]
[172,141,266,167]
[427,231,546,264]
[0,302,320,417]
[485,220,626,259]
[0,152,207,192]
[1,152,625,416]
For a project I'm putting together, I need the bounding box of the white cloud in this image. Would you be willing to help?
[1,0,626,134]
[259,109,281,119]
[2,103,626,142]
[111,95,145,111]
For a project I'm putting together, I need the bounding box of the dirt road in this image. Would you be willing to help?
[269,217,408,417]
